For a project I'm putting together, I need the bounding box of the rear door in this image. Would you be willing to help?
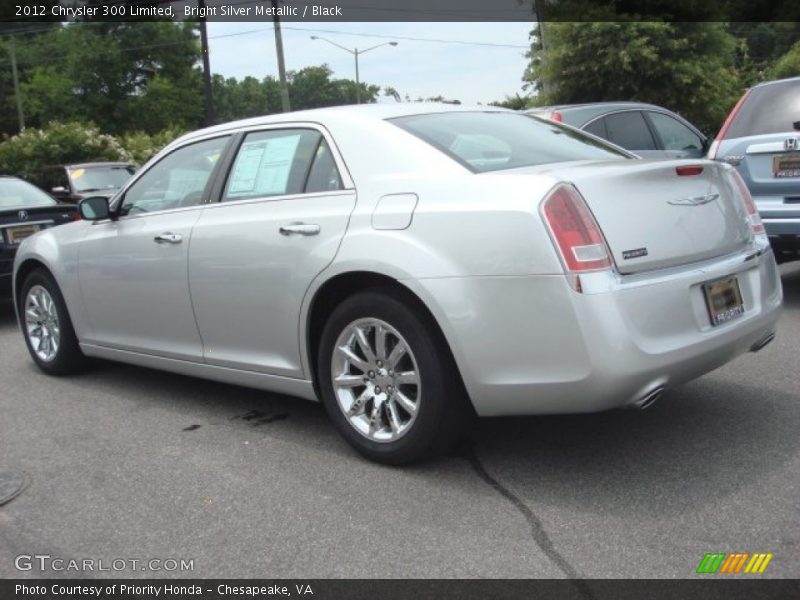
[188,125,356,378]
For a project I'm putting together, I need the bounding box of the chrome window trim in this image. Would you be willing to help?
[201,188,355,212]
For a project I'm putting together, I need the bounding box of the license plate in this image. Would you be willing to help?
[5,223,41,244]
[703,276,744,326]
[773,153,800,178]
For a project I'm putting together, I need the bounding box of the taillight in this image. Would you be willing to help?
[709,90,750,159]
[542,183,612,282]
[729,169,766,240]
[551,111,563,123]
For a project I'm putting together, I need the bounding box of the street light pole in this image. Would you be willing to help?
[272,0,291,112]
[310,36,398,104]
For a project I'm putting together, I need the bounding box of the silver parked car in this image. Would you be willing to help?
[13,106,782,464]
[709,76,800,262]
[527,102,708,159]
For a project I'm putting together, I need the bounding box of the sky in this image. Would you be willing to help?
[206,22,534,104]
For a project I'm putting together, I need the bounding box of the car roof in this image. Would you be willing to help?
[528,101,666,113]
[175,103,511,146]
[753,75,800,89]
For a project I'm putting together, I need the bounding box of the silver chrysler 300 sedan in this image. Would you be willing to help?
[13,105,782,464]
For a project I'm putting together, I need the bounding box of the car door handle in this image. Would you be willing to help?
[279,223,320,236]
[153,232,183,244]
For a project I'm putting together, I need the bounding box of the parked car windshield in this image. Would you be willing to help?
[390,111,629,173]
[724,79,800,138]
[69,165,136,193]
[0,178,57,210]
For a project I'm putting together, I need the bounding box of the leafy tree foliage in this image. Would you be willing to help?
[767,41,800,80]
[9,21,203,135]
[523,22,741,134]
[0,121,131,179]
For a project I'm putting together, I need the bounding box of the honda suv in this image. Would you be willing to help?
[709,77,800,262]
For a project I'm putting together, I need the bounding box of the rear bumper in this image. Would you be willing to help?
[405,246,783,416]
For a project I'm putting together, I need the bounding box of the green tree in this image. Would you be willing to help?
[524,22,741,134]
[15,21,202,134]
[767,41,800,80]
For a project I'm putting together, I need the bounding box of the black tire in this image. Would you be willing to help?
[317,289,471,465]
[18,269,87,376]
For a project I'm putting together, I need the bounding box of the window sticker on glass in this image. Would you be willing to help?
[227,134,301,198]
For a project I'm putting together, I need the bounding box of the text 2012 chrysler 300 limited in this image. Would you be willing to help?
[13,105,782,464]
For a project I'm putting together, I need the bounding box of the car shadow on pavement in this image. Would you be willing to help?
[465,374,798,518]
[779,261,800,309]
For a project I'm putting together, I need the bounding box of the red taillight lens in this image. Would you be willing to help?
[542,184,612,273]
[551,111,563,123]
[676,165,704,176]
[729,169,766,239]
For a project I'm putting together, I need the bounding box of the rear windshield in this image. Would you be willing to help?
[390,112,629,173]
[0,178,57,210]
[725,79,800,138]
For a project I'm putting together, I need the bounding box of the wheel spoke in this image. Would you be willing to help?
[394,391,417,415]
[334,374,364,388]
[386,340,407,368]
[354,326,377,364]
[337,345,369,372]
[368,400,383,434]
[394,370,419,386]
[386,399,402,434]
[375,324,387,360]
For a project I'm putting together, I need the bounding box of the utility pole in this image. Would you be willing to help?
[8,36,25,132]
[534,0,547,96]
[198,0,214,125]
[271,0,291,112]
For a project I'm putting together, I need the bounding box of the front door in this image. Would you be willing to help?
[78,135,231,360]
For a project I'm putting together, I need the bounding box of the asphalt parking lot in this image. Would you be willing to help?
[1,263,798,580]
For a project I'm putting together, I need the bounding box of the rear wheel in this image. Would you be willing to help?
[318,290,469,464]
[18,269,87,375]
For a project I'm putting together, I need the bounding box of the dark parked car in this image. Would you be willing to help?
[0,176,77,296]
[708,76,800,262]
[527,102,708,158]
[33,162,136,204]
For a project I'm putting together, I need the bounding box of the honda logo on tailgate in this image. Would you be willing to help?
[786,138,798,151]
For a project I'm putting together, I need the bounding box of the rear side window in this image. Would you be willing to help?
[725,79,800,138]
[391,112,628,173]
[223,129,342,201]
[604,112,657,151]
[583,118,607,139]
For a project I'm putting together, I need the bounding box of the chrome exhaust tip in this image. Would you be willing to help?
[750,332,775,353]
[631,386,665,410]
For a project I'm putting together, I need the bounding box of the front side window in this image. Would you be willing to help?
[646,112,704,155]
[390,112,628,173]
[223,129,342,201]
[119,136,229,216]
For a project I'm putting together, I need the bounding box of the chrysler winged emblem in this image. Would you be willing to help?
[667,193,719,206]
[18,210,28,220]
[785,137,798,151]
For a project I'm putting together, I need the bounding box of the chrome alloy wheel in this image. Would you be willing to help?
[24,285,61,362]
[331,318,421,443]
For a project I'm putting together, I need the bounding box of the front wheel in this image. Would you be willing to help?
[18,269,87,375]
[318,290,470,465]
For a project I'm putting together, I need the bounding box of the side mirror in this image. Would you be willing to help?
[51,186,68,195]
[79,196,111,221]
